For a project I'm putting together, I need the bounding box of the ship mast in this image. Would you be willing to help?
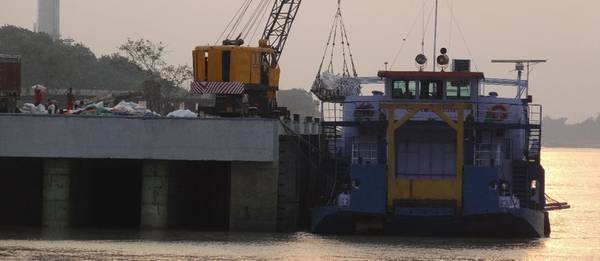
[432,0,439,72]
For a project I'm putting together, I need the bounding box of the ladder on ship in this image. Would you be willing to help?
[528,127,542,160]
[325,157,351,205]
[512,161,530,208]
[320,101,351,205]
[527,104,543,160]
[321,102,343,157]
[323,125,340,157]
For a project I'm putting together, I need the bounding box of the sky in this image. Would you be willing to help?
[1,0,598,122]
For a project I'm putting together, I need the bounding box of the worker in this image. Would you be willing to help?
[337,189,351,207]
[66,88,75,111]
[241,93,249,117]
[34,86,44,106]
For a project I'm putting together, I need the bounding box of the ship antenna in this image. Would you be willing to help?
[432,0,439,72]
[420,0,426,54]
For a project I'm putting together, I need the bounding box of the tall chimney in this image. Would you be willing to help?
[37,0,60,40]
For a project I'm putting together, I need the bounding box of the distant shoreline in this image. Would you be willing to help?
[543,146,600,149]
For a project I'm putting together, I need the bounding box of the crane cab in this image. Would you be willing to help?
[192,44,281,104]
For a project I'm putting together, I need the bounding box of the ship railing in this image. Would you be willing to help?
[321,102,344,123]
[528,104,543,126]
[351,142,378,165]
[351,108,386,122]
[474,143,503,167]
[326,101,540,126]
[368,103,475,123]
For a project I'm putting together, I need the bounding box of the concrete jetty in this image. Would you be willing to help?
[0,114,319,231]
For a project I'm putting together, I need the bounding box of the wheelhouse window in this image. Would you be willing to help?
[446,80,471,100]
[419,80,444,100]
[392,80,417,99]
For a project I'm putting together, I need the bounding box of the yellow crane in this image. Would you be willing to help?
[192,0,302,116]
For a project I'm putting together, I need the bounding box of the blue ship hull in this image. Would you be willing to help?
[311,207,549,238]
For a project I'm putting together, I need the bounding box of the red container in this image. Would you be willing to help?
[0,54,22,97]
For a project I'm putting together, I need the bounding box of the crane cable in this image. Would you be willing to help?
[317,0,358,78]
[216,0,274,45]
[339,14,357,77]
[241,0,273,41]
[215,0,252,44]
[246,0,274,43]
[326,12,340,74]
[316,7,340,78]
[226,0,254,40]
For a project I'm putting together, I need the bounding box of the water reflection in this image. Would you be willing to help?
[0,148,598,260]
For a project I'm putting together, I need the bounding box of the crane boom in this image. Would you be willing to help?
[262,0,302,65]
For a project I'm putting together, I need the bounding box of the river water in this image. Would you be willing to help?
[0,148,598,260]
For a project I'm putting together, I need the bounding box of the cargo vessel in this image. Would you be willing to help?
[310,57,558,237]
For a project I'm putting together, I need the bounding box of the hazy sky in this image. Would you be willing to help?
[1,0,598,122]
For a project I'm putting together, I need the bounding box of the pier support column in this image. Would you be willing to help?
[42,159,71,228]
[141,160,169,229]
[229,161,278,232]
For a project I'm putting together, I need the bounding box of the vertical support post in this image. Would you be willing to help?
[141,160,169,229]
[305,116,313,134]
[42,159,71,228]
[230,161,279,231]
[386,105,423,211]
[386,105,396,211]
[293,114,300,134]
[456,108,465,212]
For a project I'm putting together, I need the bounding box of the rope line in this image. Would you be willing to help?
[317,0,358,78]
[247,0,274,44]
[241,0,271,41]
[390,5,422,69]
[216,0,277,45]
[227,0,254,40]
[215,0,251,44]
[446,0,479,71]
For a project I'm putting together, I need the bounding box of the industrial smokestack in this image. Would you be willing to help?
[37,0,60,40]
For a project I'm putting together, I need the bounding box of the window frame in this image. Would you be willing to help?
[446,80,472,100]
[419,80,444,100]
[391,80,417,100]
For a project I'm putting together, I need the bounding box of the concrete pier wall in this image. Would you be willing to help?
[0,115,319,232]
[141,160,169,229]
[229,162,279,231]
[42,159,71,228]
[0,115,278,162]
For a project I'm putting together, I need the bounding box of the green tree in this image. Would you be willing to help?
[118,38,192,88]
[0,25,149,91]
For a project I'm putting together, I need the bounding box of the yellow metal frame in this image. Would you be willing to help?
[193,45,279,87]
[385,103,471,213]
[193,45,281,103]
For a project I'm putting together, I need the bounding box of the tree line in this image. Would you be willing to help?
[0,25,190,92]
[543,115,600,148]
